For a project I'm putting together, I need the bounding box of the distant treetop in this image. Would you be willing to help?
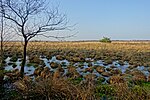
[99,37,111,43]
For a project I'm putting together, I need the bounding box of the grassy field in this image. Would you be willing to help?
[1,41,150,100]
[5,41,150,65]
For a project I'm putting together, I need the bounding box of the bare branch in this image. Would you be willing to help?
[37,32,77,39]
[3,13,22,27]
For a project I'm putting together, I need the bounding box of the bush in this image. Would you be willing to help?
[13,76,96,100]
[99,37,111,43]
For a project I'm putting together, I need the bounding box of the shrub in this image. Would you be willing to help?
[13,76,96,100]
[99,37,111,43]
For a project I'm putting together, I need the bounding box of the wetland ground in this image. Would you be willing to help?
[1,41,150,100]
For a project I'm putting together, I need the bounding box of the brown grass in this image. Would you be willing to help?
[3,41,150,52]
[3,41,150,66]
[14,75,96,100]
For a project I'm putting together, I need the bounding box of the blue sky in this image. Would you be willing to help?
[53,0,150,40]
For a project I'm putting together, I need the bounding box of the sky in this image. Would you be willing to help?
[51,0,150,40]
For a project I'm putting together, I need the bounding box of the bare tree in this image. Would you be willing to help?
[0,0,15,69]
[1,0,69,77]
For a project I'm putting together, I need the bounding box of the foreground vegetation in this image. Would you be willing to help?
[1,41,150,100]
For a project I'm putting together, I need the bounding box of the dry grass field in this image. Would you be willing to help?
[6,41,150,52]
[5,41,150,66]
[5,41,150,53]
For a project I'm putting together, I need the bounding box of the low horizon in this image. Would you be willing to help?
[7,39,150,42]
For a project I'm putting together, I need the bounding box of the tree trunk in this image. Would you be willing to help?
[0,31,3,69]
[20,40,28,78]
[0,24,3,69]
[0,0,4,69]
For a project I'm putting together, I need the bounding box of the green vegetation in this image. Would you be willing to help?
[68,77,83,85]
[100,37,112,43]
[95,84,116,99]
